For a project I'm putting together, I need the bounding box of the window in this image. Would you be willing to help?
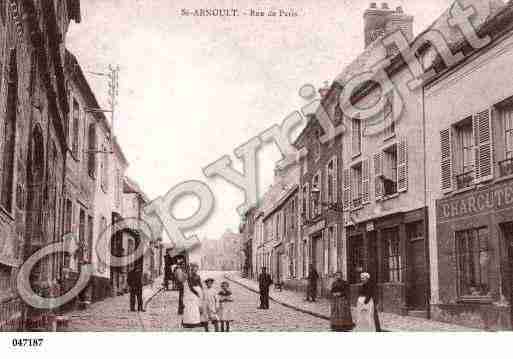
[72,99,80,158]
[101,143,109,192]
[289,242,295,278]
[302,240,308,278]
[383,92,395,138]
[312,173,321,217]
[275,212,281,241]
[302,156,308,175]
[349,235,364,284]
[302,185,307,216]
[383,227,402,282]
[500,104,513,177]
[383,145,398,196]
[351,163,363,208]
[456,227,490,298]
[454,118,475,189]
[290,199,295,230]
[87,124,96,178]
[326,159,337,204]
[352,118,362,155]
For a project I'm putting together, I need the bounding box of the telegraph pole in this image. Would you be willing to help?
[87,64,119,137]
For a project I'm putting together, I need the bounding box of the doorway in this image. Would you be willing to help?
[311,234,323,275]
[501,222,513,329]
[406,222,428,310]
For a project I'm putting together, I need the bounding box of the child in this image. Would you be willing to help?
[218,281,234,332]
[202,278,219,332]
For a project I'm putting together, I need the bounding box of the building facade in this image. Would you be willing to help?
[425,2,513,330]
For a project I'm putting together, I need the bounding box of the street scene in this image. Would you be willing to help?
[1,0,513,336]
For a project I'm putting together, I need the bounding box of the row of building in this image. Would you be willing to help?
[240,0,513,330]
[0,1,163,330]
[200,229,243,272]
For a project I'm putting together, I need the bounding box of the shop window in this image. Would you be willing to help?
[456,227,490,298]
[383,227,402,282]
[349,235,364,284]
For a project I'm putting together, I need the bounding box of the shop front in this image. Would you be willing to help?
[346,207,429,316]
[435,180,513,330]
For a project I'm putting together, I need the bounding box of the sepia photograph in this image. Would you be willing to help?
[1,0,513,357]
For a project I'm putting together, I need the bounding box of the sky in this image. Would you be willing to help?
[66,0,454,240]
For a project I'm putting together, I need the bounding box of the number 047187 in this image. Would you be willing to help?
[11,338,43,347]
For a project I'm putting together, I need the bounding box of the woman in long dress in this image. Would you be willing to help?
[354,272,381,332]
[330,271,354,332]
[179,264,204,330]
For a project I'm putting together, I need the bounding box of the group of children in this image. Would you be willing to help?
[202,279,233,332]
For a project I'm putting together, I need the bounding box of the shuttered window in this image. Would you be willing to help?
[343,168,351,210]
[440,128,453,192]
[504,107,513,159]
[383,92,395,138]
[326,157,337,204]
[72,99,80,159]
[312,172,321,217]
[351,163,363,208]
[362,158,370,203]
[374,152,384,200]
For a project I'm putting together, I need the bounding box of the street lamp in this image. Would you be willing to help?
[309,186,359,226]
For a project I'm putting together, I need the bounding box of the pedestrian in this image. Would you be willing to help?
[258,267,273,309]
[180,263,204,329]
[127,268,144,312]
[174,264,185,315]
[202,278,219,332]
[330,271,354,332]
[306,267,319,302]
[218,281,234,332]
[163,250,173,291]
[354,272,381,332]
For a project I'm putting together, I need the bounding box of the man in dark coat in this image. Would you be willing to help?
[306,267,319,302]
[258,267,273,309]
[127,268,144,312]
[163,251,173,290]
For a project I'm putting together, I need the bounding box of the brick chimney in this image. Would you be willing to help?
[363,3,413,48]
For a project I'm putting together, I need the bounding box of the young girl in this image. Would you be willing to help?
[217,281,234,332]
[202,278,219,332]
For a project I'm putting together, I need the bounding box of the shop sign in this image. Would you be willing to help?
[437,180,513,221]
[307,220,325,236]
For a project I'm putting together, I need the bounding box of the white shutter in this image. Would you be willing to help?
[333,156,338,203]
[397,139,408,192]
[343,168,351,210]
[474,109,493,182]
[440,128,453,192]
[374,152,384,200]
[362,158,370,203]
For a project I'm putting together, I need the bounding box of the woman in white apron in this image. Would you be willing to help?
[177,265,203,329]
[354,272,381,332]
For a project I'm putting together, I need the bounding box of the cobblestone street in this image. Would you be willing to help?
[67,272,329,332]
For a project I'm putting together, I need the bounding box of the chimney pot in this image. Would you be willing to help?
[396,6,403,13]
[370,2,377,8]
[381,2,389,10]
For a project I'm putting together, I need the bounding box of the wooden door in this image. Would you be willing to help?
[407,237,428,309]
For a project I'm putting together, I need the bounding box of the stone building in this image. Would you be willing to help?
[424,1,513,330]
[200,229,242,271]
[0,0,81,330]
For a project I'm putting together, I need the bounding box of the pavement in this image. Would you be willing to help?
[225,273,481,332]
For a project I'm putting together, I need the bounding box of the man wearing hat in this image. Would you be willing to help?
[258,267,273,309]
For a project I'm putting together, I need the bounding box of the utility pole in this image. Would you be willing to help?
[107,65,120,136]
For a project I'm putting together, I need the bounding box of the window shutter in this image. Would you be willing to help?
[333,157,338,203]
[325,163,330,203]
[324,229,329,275]
[397,139,408,192]
[362,158,370,204]
[343,168,351,210]
[474,109,493,182]
[440,128,453,192]
[306,182,310,219]
[333,224,338,272]
[374,153,384,200]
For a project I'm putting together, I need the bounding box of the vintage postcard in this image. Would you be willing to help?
[1,0,513,356]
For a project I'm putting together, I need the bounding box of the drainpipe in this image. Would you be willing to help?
[422,85,431,320]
